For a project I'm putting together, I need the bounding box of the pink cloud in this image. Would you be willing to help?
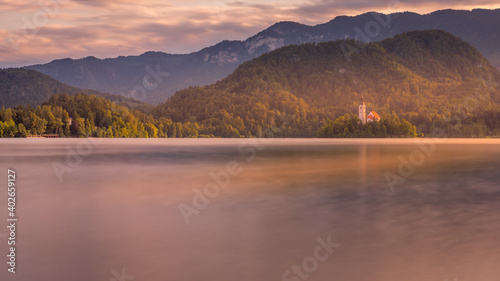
[1,0,500,67]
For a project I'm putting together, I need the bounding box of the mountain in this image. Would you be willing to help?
[0,68,153,111]
[152,30,500,137]
[3,30,500,138]
[25,9,500,104]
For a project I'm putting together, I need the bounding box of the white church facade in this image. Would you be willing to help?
[358,96,380,124]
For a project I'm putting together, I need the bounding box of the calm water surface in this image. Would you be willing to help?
[0,139,499,281]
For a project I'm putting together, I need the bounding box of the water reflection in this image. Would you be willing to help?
[0,139,499,281]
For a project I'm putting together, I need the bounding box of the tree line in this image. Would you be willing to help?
[316,113,418,138]
[0,94,206,138]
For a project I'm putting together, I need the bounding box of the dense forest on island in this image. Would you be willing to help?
[1,30,500,138]
[316,113,418,138]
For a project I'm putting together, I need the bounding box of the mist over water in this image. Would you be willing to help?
[0,139,499,281]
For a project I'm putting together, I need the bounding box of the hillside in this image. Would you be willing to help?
[25,9,500,103]
[0,68,153,111]
[152,30,500,137]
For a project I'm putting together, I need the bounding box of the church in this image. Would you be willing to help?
[358,96,380,124]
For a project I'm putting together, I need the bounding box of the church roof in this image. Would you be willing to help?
[368,111,381,119]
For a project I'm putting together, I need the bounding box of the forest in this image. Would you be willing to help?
[152,30,500,137]
[0,94,204,138]
[316,113,418,138]
[1,30,500,138]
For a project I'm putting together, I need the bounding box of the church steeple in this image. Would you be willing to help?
[359,94,366,125]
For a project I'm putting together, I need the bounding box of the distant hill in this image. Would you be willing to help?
[0,68,153,111]
[152,30,500,137]
[25,9,500,104]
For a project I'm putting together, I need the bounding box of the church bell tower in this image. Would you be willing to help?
[359,95,366,125]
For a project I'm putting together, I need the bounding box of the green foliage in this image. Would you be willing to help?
[316,113,416,138]
[0,120,18,137]
[152,30,500,137]
[379,30,498,81]
[16,124,28,138]
[0,94,197,138]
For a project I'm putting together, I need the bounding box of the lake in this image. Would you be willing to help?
[0,138,499,281]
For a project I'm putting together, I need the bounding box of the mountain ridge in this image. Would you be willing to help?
[0,68,152,111]
[25,8,500,104]
[2,30,500,138]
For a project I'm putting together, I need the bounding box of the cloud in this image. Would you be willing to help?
[0,0,43,12]
[1,0,500,67]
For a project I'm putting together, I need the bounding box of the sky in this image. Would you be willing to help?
[0,0,499,68]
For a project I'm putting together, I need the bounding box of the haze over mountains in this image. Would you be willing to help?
[25,8,500,104]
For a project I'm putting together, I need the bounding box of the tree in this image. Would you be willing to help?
[28,112,47,135]
[16,123,28,137]
[144,122,158,138]
[105,126,114,138]
[3,120,18,137]
[85,118,93,137]
[71,117,86,137]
